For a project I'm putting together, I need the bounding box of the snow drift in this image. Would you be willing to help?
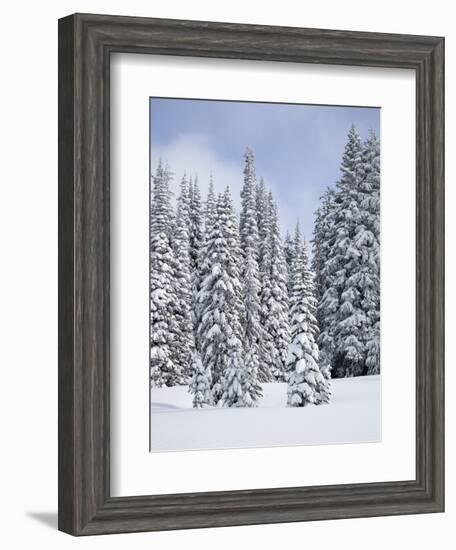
[150,375,381,452]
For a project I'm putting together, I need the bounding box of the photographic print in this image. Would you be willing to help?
[149,98,380,452]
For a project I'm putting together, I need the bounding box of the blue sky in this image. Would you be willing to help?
[150,98,380,240]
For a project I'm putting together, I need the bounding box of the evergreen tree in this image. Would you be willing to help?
[287,220,303,298]
[359,131,380,375]
[188,351,212,408]
[172,175,196,380]
[219,349,246,408]
[292,221,302,263]
[241,349,264,405]
[365,321,380,375]
[223,187,261,404]
[263,194,290,382]
[205,173,216,231]
[150,161,184,387]
[256,177,269,266]
[150,160,175,237]
[287,241,329,406]
[197,191,246,404]
[188,175,204,274]
[194,175,217,351]
[313,126,381,378]
[188,174,204,332]
[313,187,339,377]
[331,126,371,377]
[284,231,293,268]
[239,148,263,394]
[222,187,246,344]
[283,231,294,291]
[257,180,274,382]
[312,187,336,303]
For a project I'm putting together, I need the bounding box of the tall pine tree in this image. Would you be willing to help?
[313,126,381,378]
[263,193,290,382]
[150,161,184,387]
[194,175,217,351]
[287,240,330,406]
[331,126,371,377]
[359,130,380,375]
[205,173,216,231]
[312,187,338,378]
[188,174,204,334]
[283,231,294,292]
[239,148,263,394]
[188,350,212,408]
[257,180,274,382]
[197,191,247,404]
[223,187,261,405]
[256,177,269,267]
[188,175,204,275]
[219,349,247,408]
[172,175,196,381]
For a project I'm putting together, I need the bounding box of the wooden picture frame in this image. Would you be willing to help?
[58,13,444,535]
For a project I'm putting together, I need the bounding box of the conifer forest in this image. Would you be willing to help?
[150,124,380,420]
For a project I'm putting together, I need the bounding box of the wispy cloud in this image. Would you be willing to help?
[151,133,244,211]
[150,99,380,239]
[151,132,316,238]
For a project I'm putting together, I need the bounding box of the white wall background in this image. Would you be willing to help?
[0,1,452,548]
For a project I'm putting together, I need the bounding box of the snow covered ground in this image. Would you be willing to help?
[150,375,381,452]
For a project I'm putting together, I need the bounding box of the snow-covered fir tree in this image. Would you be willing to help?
[188,175,204,333]
[284,231,293,267]
[205,173,216,231]
[283,231,294,291]
[286,220,303,297]
[263,193,290,382]
[287,240,330,406]
[313,126,380,378]
[194,175,217,351]
[239,148,264,392]
[188,351,212,408]
[312,187,337,304]
[292,221,302,264]
[188,175,204,275]
[223,187,261,405]
[312,187,338,378]
[242,349,264,405]
[150,161,184,387]
[221,187,246,344]
[318,127,363,377]
[365,321,380,375]
[219,349,246,408]
[172,175,196,380]
[256,180,274,382]
[256,177,269,266]
[196,190,246,404]
[331,126,372,377]
[359,130,380,375]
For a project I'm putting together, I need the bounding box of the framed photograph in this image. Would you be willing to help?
[147,97,381,454]
[58,13,444,535]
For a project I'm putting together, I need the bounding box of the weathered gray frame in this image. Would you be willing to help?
[58,13,445,536]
